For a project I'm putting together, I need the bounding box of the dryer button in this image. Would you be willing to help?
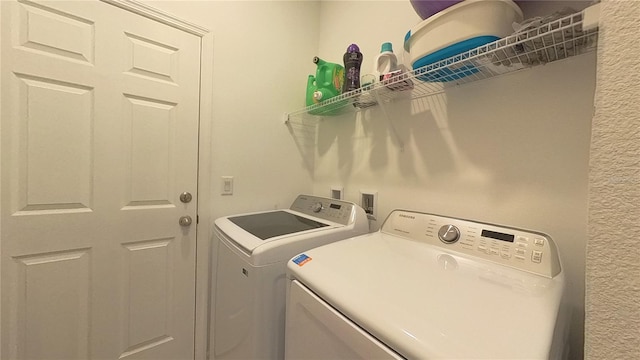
[531,250,543,263]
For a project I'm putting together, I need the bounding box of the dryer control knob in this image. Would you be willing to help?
[438,225,460,244]
[312,202,324,213]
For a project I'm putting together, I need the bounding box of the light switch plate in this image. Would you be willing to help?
[221,176,233,195]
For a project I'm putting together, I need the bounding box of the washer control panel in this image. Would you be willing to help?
[382,210,561,278]
[290,195,361,226]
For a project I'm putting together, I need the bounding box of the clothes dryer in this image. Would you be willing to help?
[211,194,369,360]
[285,210,568,359]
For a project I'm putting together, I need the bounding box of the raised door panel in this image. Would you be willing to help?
[124,32,178,85]
[10,74,94,214]
[122,95,176,208]
[11,249,91,360]
[16,0,95,64]
[120,238,175,359]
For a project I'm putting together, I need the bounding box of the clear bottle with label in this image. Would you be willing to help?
[374,42,398,82]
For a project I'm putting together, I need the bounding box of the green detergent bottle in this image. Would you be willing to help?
[306,56,345,115]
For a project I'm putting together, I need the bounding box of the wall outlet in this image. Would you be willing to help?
[360,190,377,221]
[330,186,344,200]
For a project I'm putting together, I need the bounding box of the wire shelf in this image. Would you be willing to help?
[287,8,599,123]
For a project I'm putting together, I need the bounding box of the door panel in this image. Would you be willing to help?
[124,32,179,84]
[1,0,201,359]
[12,74,94,213]
[14,249,91,360]
[16,1,95,65]
[122,94,176,207]
[120,238,174,358]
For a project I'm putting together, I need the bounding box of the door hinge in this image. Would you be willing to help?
[196,215,199,224]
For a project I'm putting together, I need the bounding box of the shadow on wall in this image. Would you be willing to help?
[393,94,489,185]
[309,57,592,202]
[300,55,593,218]
[445,67,592,201]
[310,93,481,190]
[311,91,495,193]
[286,117,317,174]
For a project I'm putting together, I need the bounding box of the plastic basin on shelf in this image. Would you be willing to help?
[404,0,523,82]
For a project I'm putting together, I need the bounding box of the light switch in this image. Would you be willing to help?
[222,176,233,195]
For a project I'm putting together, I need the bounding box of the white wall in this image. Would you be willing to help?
[144,0,320,220]
[587,1,640,358]
[313,1,595,359]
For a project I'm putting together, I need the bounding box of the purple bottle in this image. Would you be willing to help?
[342,44,363,93]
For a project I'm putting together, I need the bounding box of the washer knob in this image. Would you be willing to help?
[312,202,323,213]
[438,225,460,244]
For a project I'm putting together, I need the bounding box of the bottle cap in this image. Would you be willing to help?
[380,42,393,53]
[347,44,360,53]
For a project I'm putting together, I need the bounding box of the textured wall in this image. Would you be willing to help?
[586,1,640,359]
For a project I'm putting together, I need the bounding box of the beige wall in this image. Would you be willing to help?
[586,1,640,358]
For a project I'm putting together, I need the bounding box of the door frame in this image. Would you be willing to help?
[0,0,214,358]
[0,1,4,355]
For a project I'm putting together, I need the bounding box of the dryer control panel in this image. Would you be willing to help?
[290,195,363,226]
[382,210,561,278]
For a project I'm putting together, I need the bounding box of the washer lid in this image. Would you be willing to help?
[228,211,329,240]
[214,195,370,257]
[287,233,565,359]
[216,210,339,255]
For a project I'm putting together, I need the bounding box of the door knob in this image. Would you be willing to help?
[179,215,192,227]
[180,192,193,203]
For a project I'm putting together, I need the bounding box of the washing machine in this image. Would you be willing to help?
[285,209,568,359]
[211,194,369,360]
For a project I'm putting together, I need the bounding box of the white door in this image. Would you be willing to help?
[1,0,201,359]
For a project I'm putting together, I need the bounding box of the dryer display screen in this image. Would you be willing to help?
[481,229,515,242]
[229,211,329,240]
